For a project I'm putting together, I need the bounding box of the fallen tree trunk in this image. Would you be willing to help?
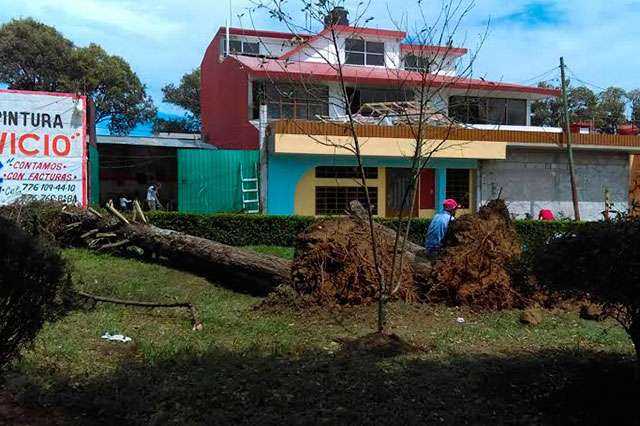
[120,225,291,295]
[0,203,291,296]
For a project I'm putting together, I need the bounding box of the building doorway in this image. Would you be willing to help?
[385,168,418,217]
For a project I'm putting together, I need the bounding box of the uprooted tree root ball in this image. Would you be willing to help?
[425,200,525,309]
[291,217,417,305]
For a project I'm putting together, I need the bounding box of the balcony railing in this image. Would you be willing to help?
[271,120,640,149]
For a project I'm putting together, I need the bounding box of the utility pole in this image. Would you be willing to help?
[560,56,581,221]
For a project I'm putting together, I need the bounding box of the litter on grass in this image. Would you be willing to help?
[101,332,132,343]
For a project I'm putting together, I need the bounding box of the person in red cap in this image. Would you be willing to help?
[425,198,462,252]
[538,209,555,221]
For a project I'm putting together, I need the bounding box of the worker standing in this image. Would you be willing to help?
[425,199,462,253]
[146,183,162,211]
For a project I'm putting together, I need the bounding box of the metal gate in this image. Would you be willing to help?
[177,149,259,213]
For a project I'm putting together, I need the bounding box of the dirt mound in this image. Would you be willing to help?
[291,217,416,305]
[334,332,420,357]
[426,200,524,309]
[255,284,320,311]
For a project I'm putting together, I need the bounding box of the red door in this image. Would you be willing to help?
[419,169,435,210]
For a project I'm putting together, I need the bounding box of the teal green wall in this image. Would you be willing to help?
[178,149,258,213]
[89,145,100,205]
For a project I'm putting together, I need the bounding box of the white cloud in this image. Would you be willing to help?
[14,0,184,39]
[2,0,640,114]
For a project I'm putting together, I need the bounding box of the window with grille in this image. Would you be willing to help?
[223,39,260,56]
[345,38,385,66]
[448,96,527,125]
[315,166,378,179]
[315,186,378,215]
[252,82,329,120]
[445,169,470,209]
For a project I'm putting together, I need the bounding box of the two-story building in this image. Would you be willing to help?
[201,8,637,220]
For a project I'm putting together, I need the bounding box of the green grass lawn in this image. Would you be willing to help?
[243,245,295,259]
[2,249,637,426]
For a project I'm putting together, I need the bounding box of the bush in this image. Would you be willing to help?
[532,218,640,371]
[149,212,582,250]
[149,212,315,246]
[0,216,71,369]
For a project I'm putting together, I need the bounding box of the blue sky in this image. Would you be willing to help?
[2,0,640,124]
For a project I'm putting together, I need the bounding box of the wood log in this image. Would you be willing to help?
[133,200,147,223]
[120,225,291,295]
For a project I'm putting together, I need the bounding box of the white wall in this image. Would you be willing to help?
[289,32,403,68]
[479,148,630,220]
[222,35,297,58]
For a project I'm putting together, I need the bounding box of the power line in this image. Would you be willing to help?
[565,66,608,92]
[515,66,559,85]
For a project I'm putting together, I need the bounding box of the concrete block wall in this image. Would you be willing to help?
[479,148,629,220]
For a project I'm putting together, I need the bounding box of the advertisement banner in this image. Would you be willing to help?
[0,89,87,207]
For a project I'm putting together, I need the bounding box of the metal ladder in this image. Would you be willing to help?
[240,163,259,213]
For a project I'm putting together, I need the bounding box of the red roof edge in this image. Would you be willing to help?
[331,25,407,39]
[401,43,468,56]
[217,26,312,40]
[235,59,561,97]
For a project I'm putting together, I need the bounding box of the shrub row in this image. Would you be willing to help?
[149,212,585,249]
[149,212,315,246]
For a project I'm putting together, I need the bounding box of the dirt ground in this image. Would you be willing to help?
[0,392,105,426]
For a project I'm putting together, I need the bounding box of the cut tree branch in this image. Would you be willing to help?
[73,290,203,330]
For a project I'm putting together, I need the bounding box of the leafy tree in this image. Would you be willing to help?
[531,82,562,126]
[161,68,201,132]
[531,82,628,133]
[568,86,599,124]
[0,19,156,135]
[627,89,640,126]
[162,68,201,118]
[73,43,156,135]
[597,86,627,134]
[152,116,200,134]
[0,18,75,92]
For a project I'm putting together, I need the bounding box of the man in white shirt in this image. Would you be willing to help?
[146,183,162,211]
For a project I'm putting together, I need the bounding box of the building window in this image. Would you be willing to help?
[445,169,470,209]
[404,54,429,71]
[448,96,527,126]
[346,87,413,114]
[345,38,385,66]
[223,39,260,56]
[253,82,329,120]
[316,186,378,215]
[315,166,378,179]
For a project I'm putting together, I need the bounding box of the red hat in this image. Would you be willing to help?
[443,199,462,210]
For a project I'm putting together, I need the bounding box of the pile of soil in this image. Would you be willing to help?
[291,217,417,305]
[426,200,524,309]
[334,332,420,357]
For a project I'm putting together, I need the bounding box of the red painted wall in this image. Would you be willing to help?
[419,169,435,209]
[201,32,259,150]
